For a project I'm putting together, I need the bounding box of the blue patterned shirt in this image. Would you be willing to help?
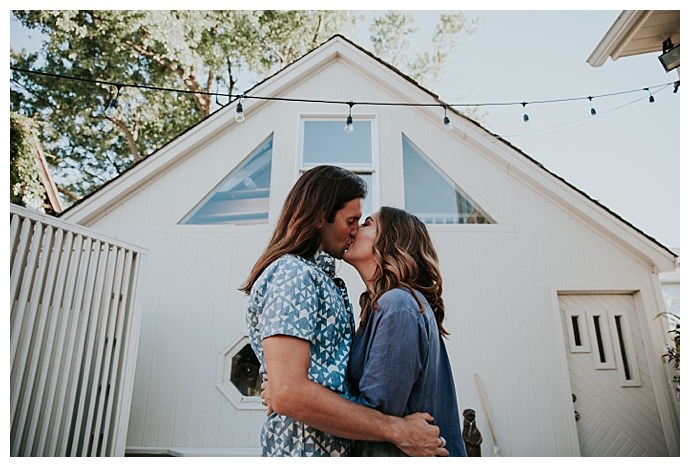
[247,251,355,456]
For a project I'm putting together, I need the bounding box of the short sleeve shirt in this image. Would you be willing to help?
[247,251,355,456]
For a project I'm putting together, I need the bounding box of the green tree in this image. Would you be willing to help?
[10,112,53,212]
[369,11,477,90]
[10,10,475,205]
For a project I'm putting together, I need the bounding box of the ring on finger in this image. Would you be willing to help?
[439,436,446,448]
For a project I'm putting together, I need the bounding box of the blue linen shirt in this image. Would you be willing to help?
[348,288,467,456]
[247,251,355,456]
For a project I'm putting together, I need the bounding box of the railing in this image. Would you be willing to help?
[10,204,147,456]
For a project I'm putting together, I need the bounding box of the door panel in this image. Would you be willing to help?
[560,294,667,456]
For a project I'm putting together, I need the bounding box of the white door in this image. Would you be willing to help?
[559,294,668,456]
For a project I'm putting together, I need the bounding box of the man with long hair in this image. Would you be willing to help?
[242,165,447,457]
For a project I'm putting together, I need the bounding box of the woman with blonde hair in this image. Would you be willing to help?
[343,206,466,456]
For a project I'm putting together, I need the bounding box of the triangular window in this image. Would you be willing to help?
[402,135,494,224]
[181,135,273,225]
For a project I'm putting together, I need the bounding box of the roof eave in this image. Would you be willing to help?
[587,10,652,67]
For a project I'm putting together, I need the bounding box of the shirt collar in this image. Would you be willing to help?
[314,250,336,277]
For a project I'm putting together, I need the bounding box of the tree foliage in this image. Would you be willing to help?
[369,11,477,90]
[10,112,53,212]
[657,312,680,396]
[10,10,475,205]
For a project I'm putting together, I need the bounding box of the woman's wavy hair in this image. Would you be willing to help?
[359,206,448,337]
[240,165,367,294]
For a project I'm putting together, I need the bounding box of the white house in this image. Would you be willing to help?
[60,35,680,456]
[588,9,681,401]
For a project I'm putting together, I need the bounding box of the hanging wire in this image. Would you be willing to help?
[501,91,658,139]
[9,66,679,124]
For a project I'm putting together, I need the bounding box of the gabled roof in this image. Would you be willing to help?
[58,34,460,220]
[587,10,680,67]
[60,34,677,269]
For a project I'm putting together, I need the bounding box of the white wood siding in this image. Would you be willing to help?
[76,48,677,456]
[10,204,146,456]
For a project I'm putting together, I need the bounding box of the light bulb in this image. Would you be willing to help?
[105,84,123,119]
[443,115,453,130]
[344,115,353,133]
[105,98,120,118]
[235,101,245,122]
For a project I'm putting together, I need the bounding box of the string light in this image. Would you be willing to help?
[104,84,122,118]
[235,97,245,123]
[344,102,354,133]
[522,102,529,123]
[9,66,679,129]
[588,96,597,116]
[443,105,453,129]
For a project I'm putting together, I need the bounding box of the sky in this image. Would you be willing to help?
[349,8,681,250]
[8,3,683,250]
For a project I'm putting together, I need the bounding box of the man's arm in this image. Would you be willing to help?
[262,335,448,457]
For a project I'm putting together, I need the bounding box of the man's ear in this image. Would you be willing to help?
[315,215,325,230]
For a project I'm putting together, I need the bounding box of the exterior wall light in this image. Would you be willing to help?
[658,38,680,73]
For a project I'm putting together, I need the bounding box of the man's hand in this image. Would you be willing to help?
[261,336,446,451]
[260,378,274,415]
[393,412,449,457]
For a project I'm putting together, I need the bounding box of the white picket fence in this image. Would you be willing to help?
[9,204,147,456]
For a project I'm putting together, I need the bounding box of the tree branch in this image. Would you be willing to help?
[311,14,323,47]
[122,37,209,114]
[107,116,142,161]
[226,58,236,97]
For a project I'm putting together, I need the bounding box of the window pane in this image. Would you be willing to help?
[304,121,371,165]
[181,135,273,225]
[359,173,373,220]
[296,170,374,220]
[402,135,494,224]
[230,344,261,396]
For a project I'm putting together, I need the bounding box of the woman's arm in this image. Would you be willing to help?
[349,294,426,416]
[262,335,447,456]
